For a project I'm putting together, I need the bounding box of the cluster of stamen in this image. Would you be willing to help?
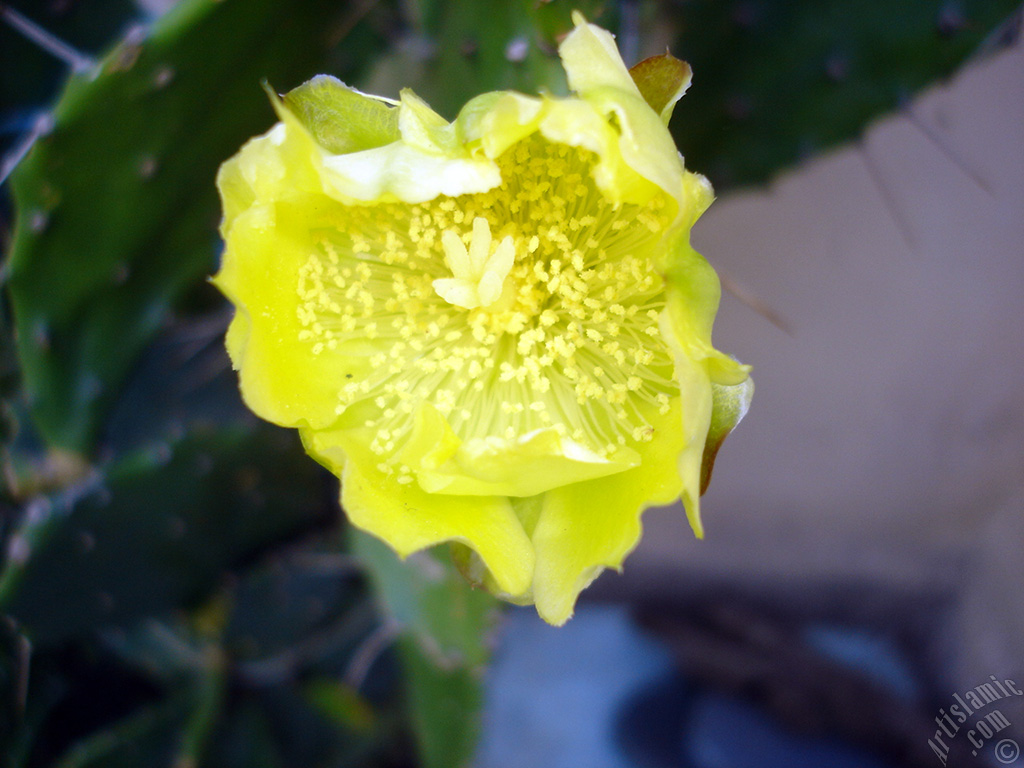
[295,138,678,479]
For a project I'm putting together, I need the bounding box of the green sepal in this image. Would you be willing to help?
[629,53,693,125]
[700,376,754,495]
[281,75,400,155]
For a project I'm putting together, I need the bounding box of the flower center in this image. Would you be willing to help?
[295,137,678,480]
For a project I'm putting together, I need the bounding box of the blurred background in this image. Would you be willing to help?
[1,1,1021,767]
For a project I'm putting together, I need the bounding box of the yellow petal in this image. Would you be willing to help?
[305,424,536,598]
[531,398,688,625]
[561,14,643,99]
[409,416,640,497]
[213,199,371,430]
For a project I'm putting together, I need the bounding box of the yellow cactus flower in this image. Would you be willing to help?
[213,15,752,625]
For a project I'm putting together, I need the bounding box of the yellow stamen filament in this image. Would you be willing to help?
[295,138,678,472]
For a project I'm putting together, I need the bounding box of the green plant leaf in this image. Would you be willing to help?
[399,637,486,768]
[51,697,190,768]
[5,0,374,454]
[662,0,1022,189]
[0,426,332,643]
[353,532,499,768]
[363,0,574,119]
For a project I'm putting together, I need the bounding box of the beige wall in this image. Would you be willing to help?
[623,37,1024,691]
